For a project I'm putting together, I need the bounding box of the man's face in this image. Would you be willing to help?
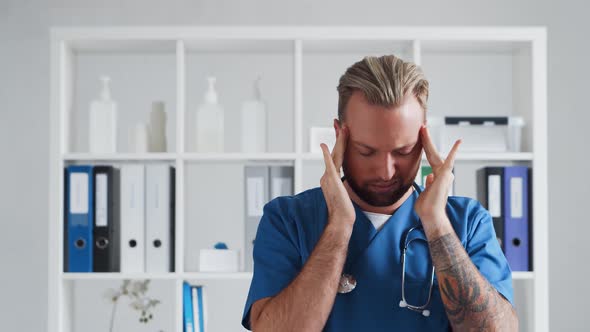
[338,90,424,207]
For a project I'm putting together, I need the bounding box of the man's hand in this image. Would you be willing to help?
[320,126,356,228]
[414,125,461,231]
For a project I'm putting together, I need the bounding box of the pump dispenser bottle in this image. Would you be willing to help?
[195,77,224,152]
[89,76,118,153]
[241,76,267,153]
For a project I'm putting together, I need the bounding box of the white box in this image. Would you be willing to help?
[428,116,524,154]
[199,249,239,272]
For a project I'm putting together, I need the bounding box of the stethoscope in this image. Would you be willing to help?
[337,182,435,317]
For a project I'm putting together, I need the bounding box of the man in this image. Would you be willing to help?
[241,55,518,331]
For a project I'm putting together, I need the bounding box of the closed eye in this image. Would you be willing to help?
[359,151,375,157]
[396,150,413,156]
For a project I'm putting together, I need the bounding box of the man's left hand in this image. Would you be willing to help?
[414,125,462,234]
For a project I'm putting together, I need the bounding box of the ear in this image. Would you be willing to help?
[334,118,342,138]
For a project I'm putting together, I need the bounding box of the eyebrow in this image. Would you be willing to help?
[352,140,417,152]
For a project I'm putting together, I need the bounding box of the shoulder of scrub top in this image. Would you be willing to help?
[261,186,328,238]
[265,186,326,219]
[444,195,494,247]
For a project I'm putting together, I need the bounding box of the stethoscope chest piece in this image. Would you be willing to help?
[337,273,357,294]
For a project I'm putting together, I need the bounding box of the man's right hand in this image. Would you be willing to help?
[320,126,356,228]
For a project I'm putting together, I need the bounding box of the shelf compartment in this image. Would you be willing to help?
[62,40,178,154]
[63,278,176,332]
[420,40,533,153]
[184,39,295,154]
[183,278,250,332]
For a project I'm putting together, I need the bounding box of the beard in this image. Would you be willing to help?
[342,161,417,207]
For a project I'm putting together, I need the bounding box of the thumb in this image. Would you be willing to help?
[425,173,435,188]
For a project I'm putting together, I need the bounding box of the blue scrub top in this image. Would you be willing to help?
[241,185,514,331]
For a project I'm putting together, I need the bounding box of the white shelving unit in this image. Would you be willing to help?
[49,26,548,332]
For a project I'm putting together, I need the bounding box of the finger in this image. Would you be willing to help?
[420,125,444,168]
[425,173,435,188]
[443,139,462,170]
[320,143,337,175]
[332,126,348,170]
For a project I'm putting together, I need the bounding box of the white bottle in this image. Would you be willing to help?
[128,122,149,153]
[149,101,167,152]
[89,76,118,153]
[241,76,267,153]
[196,77,224,152]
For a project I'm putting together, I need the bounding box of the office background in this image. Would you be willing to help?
[0,0,586,331]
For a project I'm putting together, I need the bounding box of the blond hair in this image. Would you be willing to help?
[336,55,429,121]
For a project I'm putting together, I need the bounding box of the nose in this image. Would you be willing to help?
[375,153,396,181]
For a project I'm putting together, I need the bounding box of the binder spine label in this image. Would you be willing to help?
[488,175,501,217]
[510,177,524,218]
[95,174,108,227]
[70,173,89,215]
[247,177,265,217]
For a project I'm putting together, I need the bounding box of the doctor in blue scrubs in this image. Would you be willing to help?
[242,55,519,331]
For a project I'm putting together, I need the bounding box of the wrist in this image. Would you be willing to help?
[326,219,354,237]
[421,214,454,240]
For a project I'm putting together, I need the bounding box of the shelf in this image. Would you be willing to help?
[62,272,180,280]
[63,153,178,161]
[182,153,297,162]
[512,271,534,280]
[61,272,253,281]
[301,152,534,161]
[181,272,253,280]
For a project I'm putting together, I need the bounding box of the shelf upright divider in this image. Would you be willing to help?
[294,39,304,194]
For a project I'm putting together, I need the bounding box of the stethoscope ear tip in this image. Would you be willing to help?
[422,310,430,317]
[399,300,407,308]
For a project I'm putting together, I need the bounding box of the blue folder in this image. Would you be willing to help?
[65,165,94,272]
[196,286,205,332]
[183,282,194,332]
[503,166,530,271]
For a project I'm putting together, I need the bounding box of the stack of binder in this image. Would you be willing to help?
[183,282,207,332]
[476,166,532,271]
[244,165,294,272]
[64,164,175,273]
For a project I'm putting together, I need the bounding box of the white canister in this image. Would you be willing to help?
[129,122,149,153]
[199,249,239,272]
[508,116,525,152]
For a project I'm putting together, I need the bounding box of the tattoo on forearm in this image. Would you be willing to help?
[429,233,513,330]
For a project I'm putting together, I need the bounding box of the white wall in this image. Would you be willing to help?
[1,0,587,331]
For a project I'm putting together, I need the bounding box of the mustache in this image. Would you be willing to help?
[367,179,400,186]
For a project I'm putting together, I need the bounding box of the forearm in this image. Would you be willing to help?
[254,222,352,331]
[426,222,518,331]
